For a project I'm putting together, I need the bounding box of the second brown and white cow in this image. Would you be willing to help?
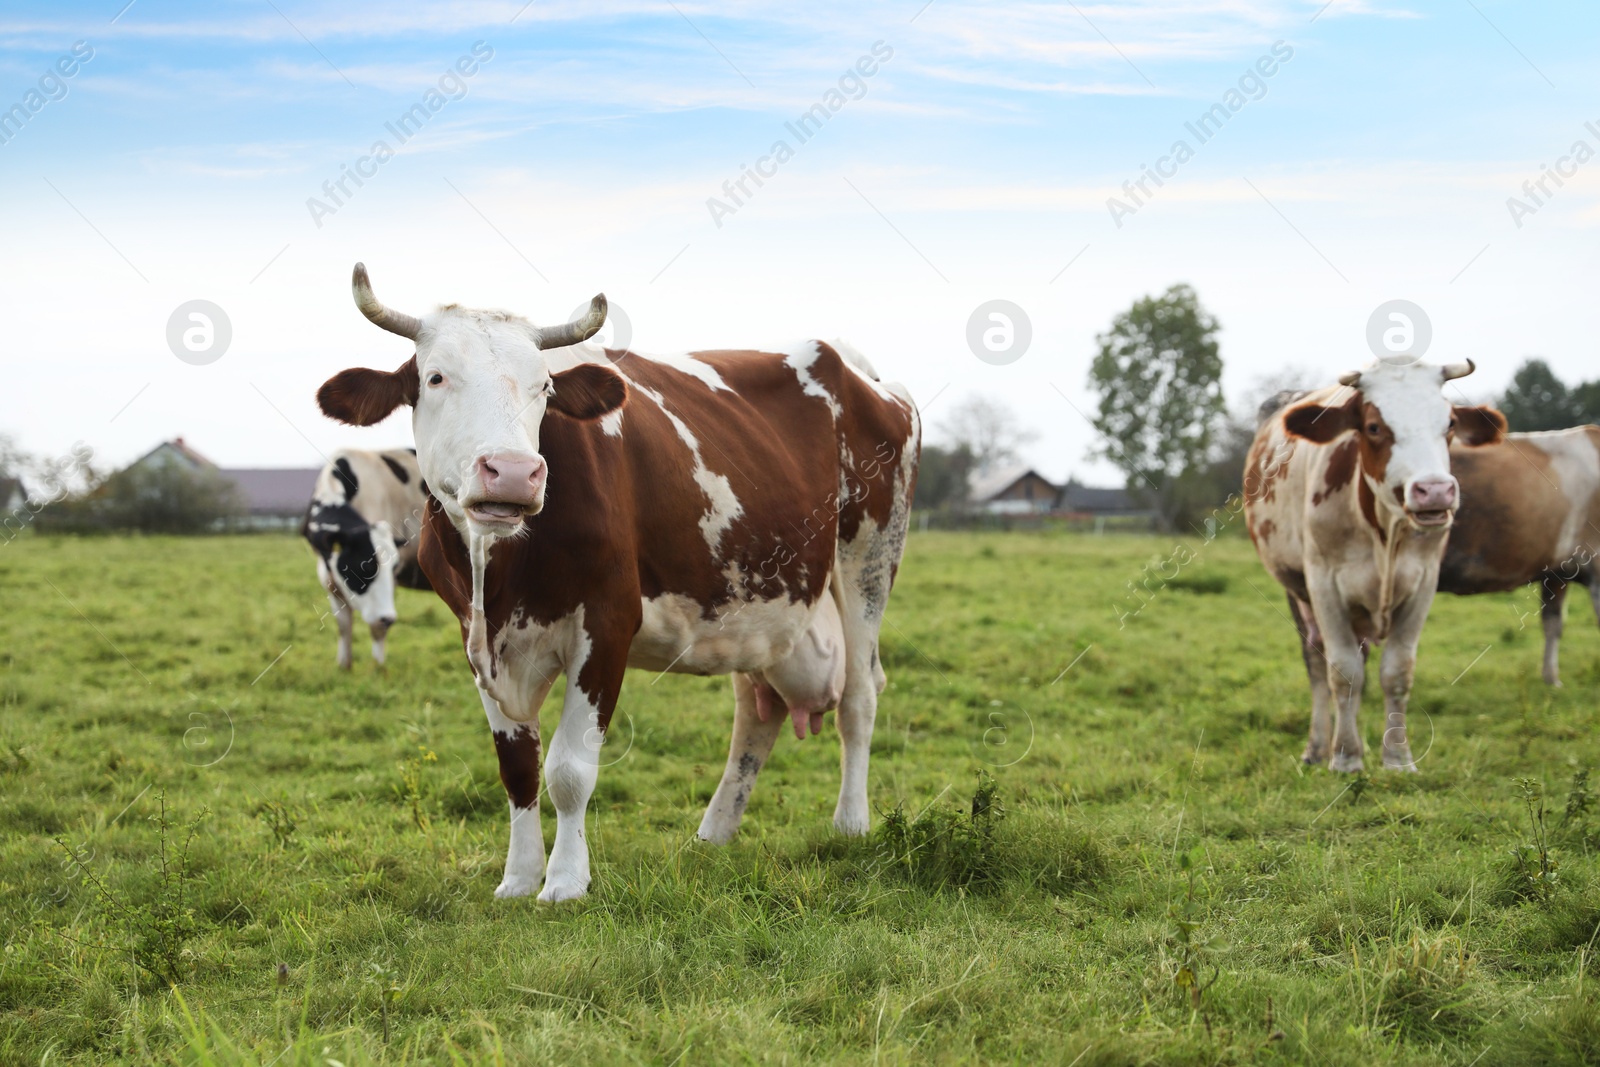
[316,265,920,902]
[1246,358,1505,772]
[1440,426,1600,685]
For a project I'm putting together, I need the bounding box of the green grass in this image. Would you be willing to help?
[2,529,1599,1065]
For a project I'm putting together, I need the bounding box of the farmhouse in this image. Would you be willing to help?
[1056,478,1154,520]
[964,467,1156,524]
[968,464,1058,514]
[123,437,320,527]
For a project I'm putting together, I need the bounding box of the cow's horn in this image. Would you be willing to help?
[535,294,608,349]
[1440,358,1475,382]
[352,263,423,341]
[1338,370,1362,387]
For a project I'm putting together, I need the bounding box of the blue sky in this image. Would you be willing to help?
[3,0,1598,479]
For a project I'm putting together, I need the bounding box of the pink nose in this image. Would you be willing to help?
[476,452,546,504]
[1408,478,1457,512]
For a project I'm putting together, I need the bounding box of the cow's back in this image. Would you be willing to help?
[419,343,917,677]
[1441,428,1600,594]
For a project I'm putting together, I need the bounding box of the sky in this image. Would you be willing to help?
[2,0,1598,483]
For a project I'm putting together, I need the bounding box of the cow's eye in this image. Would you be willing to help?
[427,372,444,386]
[1366,421,1382,436]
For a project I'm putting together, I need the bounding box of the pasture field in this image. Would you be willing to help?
[2,530,1598,1066]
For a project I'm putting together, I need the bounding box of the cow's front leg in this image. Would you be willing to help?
[1378,592,1434,771]
[1323,634,1367,773]
[1288,595,1333,764]
[481,686,549,898]
[540,639,626,903]
[328,591,354,670]
[370,618,392,669]
[1308,583,1366,773]
[699,673,786,844]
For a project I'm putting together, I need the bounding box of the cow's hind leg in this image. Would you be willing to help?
[830,540,899,836]
[1588,576,1600,662]
[1288,595,1334,765]
[1541,578,1568,687]
[698,673,786,844]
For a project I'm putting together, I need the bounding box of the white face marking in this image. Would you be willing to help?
[411,310,555,539]
[630,382,744,554]
[316,519,399,626]
[1353,361,1457,507]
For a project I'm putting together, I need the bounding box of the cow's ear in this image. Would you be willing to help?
[549,363,627,420]
[318,357,419,426]
[1283,392,1360,444]
[1454,404,1507,447]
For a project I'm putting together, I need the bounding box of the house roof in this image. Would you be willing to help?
[121,439,321,516]
[1058,478,1150,514]
[221,468,321,515]
[129,437,216,470]
[968,464,1056,503]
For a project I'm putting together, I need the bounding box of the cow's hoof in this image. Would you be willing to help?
[1383,756,1419,773]
[537,878,588,904]
[493,875,538,899]
[1328,752,1365,774]
[833,811,870,837]
[1301,750,1328,766]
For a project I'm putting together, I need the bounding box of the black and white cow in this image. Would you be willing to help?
[301,449,433,668]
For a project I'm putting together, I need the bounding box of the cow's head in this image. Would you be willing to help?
[1283,358,1506,529]
[304,507,399,626]
[317,264,628,540]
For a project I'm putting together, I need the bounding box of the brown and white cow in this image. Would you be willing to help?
[1245,358,1506,772]
[316,264,919,902]
[301,449,432,669]
[1440,426,1600,685]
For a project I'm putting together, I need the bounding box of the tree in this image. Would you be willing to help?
[1088,284,1226,529]
[39,462,242,534]
[1573,380,1600,426]
[1497,359,1584,432]
[912,442,975,510]
[937,395,1038,477]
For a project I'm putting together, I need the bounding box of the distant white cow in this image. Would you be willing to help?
[301,449,432,668]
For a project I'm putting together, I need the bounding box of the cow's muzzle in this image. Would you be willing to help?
[1405,477,1457,527]
[465,452,547,526]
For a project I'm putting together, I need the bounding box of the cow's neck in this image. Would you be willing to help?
[466,530,499,697]
[1362,470,1445,642]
